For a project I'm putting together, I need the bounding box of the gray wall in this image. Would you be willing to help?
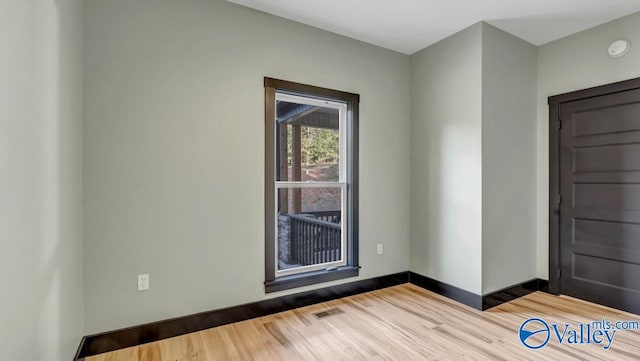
[410,22,539,295]
[410,24,484,295]
[0,0,84,360]
[536,11,640,278]
[84,0,411,333]
[481,24,538,294]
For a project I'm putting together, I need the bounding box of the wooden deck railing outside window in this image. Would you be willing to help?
[288,211,341,266]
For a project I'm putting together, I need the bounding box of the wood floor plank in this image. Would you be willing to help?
[86,284,640,361]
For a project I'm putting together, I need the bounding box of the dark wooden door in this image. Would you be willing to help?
[557,86,640,314]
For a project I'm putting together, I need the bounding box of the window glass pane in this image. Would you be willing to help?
[276,187,343,272]
[275,100,340,182]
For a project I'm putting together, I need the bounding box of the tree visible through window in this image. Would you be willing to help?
[264,78,359,292]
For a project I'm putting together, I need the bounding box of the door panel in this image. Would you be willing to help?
[573,254,640,291]
[574,183,640,211]
[574,218,640,250]
[573,143,640,173]
[572,101,640,137]
[559,87,640,314]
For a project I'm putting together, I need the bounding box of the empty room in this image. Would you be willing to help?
[4,0,640,360]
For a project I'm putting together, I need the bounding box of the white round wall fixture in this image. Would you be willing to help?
[608,40,630,58]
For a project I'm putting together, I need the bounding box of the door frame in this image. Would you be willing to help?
[548,77,640,295]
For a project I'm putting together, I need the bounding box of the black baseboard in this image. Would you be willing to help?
[408,272,483,309]
[74,271,409,360]
[408,272,550,312]
[74,271,550,360]
[73,337,87,361]
[537,279,550,293]
[482,278,549,310]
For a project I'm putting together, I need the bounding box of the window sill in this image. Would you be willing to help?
[264,266,360,293]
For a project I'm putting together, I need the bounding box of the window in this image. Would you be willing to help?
[264,78,359,293]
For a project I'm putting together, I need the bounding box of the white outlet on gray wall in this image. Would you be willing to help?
[137,274,149,291]
[377,243,383,255]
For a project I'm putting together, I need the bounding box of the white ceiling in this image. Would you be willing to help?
[226,0,640,54]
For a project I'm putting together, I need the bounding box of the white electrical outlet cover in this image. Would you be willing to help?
[138,274,150,291]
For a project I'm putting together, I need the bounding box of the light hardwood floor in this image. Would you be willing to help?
[87,284,640,360]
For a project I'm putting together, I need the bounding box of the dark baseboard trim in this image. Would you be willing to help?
[537,279,550,293]
[74,271,551,360]
[74,271,409,360]
[482,278,548,310]
[73,337,87,361]
[408,272,483,310]
[408,272,550,312]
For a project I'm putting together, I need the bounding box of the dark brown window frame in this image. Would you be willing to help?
[264,77,360,293]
